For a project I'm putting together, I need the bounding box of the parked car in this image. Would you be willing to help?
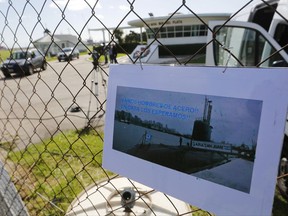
[57,47,79,62]
[0,49,47,78]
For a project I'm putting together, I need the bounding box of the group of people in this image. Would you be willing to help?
[91,43,118,68]
[104,43,118,64]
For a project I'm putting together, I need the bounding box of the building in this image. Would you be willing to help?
[128,13,230,63]
[33,33,86,56]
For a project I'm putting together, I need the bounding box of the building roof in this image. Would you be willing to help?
[34,34,78,44]
[128,13,231,27]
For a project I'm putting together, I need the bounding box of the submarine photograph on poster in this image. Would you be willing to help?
[113,86,262,193]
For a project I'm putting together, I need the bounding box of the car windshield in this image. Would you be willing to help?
[63,48,72,52]
[11,52,27,59]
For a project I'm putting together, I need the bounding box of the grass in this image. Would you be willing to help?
[6,128,288,216]
[0,141,15,151]
[273,187,288,216]
[0,49,11,63]
[7,129,113,216]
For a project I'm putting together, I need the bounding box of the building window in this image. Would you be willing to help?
[160,27,167,38]
[146,28,154,39]
[167,26,174,38]
[184,26,191,37]
[199,25,207,36]
[146,24,208,39]
[175,26,183,37]
[191,25,200,36]
[146,28,160,39]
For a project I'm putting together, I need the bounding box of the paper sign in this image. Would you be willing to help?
[103,65,288,216]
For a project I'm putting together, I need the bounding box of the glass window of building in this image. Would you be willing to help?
[199,25,207,36]
[175,26,183,37]
[167,26,174,38]
[145,24,208,39]
[160,27,167,38]
[184,25,191,37]
[152,28,160,38]
[191,25,200,36]
[146,28,153,39]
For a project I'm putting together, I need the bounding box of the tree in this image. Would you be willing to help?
[125,31,147,44]
[125,31,140,43]
[141,32,147,43]
[112,29,124,44]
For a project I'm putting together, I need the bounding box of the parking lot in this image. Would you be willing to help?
[0,55,109,149]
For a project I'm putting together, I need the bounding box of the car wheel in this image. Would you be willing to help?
[42,61,47,71]
[2,69,11,78]
[25,65,34,76]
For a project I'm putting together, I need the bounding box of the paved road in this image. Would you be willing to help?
[0,55,110,149]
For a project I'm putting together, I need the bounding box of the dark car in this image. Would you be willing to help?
[0,49,47,78]
[57,47,79,62]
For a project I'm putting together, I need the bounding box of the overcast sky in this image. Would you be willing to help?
[0,0,252,48]
[116,86,262,147]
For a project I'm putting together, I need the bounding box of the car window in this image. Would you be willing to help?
[26,52,32,58]
[63,48,72,52]
[274,23,288,54]
[12,52,26,59]
[213,25,286,67]
[33,50,42,57]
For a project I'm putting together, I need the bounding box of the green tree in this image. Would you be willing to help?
[113,29,124,44]
[125,31,147,43]
[125,31,140,43]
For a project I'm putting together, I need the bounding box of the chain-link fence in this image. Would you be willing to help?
[0,0,288,215]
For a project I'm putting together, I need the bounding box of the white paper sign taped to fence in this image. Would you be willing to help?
[103,64,288,216]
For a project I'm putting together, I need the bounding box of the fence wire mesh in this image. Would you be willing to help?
[0,0,287,215]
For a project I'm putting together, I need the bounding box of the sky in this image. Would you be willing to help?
[0,0,252,48]
[116,86,262,147]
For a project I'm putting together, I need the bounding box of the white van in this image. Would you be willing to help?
[205,0,288,201]
[205,0,288,67]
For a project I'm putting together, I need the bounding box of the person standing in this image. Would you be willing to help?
[92,49,99,70]
[111,44,118,64]
[109,45,113,64]
[101,43,108,64]
[90,44,99,70]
